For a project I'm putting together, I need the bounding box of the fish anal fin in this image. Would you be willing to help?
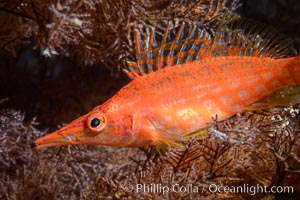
[246,84,300,110]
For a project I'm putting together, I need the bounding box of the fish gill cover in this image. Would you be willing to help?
[0,0,300,199]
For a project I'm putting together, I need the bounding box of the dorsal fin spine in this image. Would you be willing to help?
[124,13,295,79]
[157,22,171,69]
[146,27,155,73]
[189,30,202,61]
[133,29,145,75]
[175,23,197,65]
[184,25,198,62]
[166,22,185,66]
[122,69,135,79]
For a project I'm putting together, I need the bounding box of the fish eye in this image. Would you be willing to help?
[91,118,100,127]
[87,113,106,132]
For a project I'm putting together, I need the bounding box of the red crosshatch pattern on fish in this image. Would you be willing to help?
[35,14,300,150]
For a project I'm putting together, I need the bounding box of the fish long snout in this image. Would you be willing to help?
[35,120,85,149]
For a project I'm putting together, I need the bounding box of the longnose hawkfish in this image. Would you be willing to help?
[35,14,300,150]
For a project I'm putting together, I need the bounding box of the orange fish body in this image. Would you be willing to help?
[35,17,300,149]
[35,56,300,149]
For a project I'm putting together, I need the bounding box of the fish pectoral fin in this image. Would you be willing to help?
[246,84,300,110]
[151,128,185,153]
[184,127,209,140]
[154,139,184,154]
[140,127,184,153]
[153,127,209,153]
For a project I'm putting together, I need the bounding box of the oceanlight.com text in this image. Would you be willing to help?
[208,184,293,196]
[135,183,294,196]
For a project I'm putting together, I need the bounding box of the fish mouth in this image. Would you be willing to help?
[35,135,70,149]
[35,114,88,149]
[35,131,75,149]
[35,125,83,149]
[35,140,69,149]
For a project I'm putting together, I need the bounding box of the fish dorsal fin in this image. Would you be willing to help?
[123,13,295,79]
[213,13,295,59]
[123,20,213,79]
